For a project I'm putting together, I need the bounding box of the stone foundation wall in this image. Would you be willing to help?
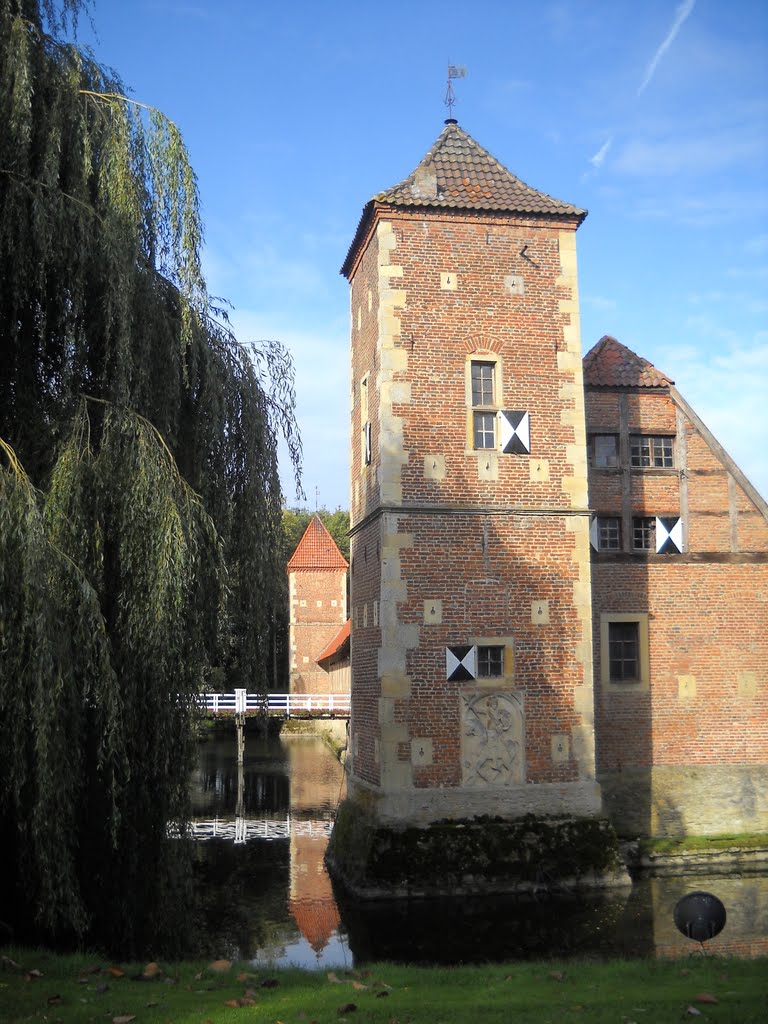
[600,764,768,837]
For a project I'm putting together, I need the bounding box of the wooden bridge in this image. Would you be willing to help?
[200,690,350,718]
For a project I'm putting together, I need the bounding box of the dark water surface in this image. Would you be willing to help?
[191,732,768,967]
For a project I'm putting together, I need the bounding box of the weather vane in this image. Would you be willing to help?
[444,63,467,120]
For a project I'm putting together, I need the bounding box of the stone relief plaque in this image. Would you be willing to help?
[461,691,524,786]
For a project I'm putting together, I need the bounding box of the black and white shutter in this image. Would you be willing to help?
[656,516,683,554]
[499,411,530,454]
[446,645,477,681]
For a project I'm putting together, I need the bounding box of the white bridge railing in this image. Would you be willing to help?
[199,690,350,717]
[190,816,333,844]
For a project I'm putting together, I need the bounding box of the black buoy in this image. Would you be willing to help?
[674,891,726,944]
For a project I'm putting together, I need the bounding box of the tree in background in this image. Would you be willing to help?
[0,0,300,955]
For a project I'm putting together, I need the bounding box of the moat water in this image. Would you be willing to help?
[191,731,768,966]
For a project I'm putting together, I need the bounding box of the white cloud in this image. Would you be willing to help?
[613,134,761,177]
[589,138,612,169]
[637,0,696,96]
[582,294,617,311]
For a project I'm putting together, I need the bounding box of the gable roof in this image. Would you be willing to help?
[287,515,348,572]
[583,335,674,389]
[316,619,350,666]
[342,120,586,277]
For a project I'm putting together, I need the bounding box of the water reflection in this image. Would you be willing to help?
[190,732,768,966]
[191,732,348,967]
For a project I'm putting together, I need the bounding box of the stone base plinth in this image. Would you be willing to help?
[326,800,629,899]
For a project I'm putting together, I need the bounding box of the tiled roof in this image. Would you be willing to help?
[316,619,350,665]
[287,515,348,571]
[373,121,586,219]
[583,335,674,388]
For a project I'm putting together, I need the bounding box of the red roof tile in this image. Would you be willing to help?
[316,619,350,665]
[375,121,586,218]
[287,516,348,571]
[583,335,674,388]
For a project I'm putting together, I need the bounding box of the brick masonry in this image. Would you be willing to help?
[337,125,768,851]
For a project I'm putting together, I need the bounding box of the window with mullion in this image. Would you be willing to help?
[477,645,504,678]
[473,411,496,450]
[608,621,640,681]
[630,434,674,468]
[598,517,621,550]
[471,361,495,407]
[632,517,655,550]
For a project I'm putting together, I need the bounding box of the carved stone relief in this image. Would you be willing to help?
[461,691,524,786]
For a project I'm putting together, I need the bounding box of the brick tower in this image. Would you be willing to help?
[328,121,616,893]
[287,515,348,696]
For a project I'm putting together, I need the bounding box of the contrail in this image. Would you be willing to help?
[638,0,696,96]
[589,138,613,169]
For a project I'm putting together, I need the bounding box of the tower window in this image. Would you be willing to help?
[630,434,674,468]
[470,360,498,449]
[477,645,504,678]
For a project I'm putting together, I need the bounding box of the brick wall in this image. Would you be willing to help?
[586,382,768,835]
[347,206,600,823]
[289,568,347,695]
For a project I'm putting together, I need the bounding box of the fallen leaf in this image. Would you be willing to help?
[47,994,63,1006]
[142,961,161,979]
[695,993,718,1004]
[243,987,258,998]
[686,1008,702,1017]
[1,957,22,970]
[208,959,232,973]
[146,1001,158,1007]
[28,969,44,978]
[236,971,258,982]
[224,999,241,1008]
[327,971,343,984]
[240,997,257,1007]
[260,977,279,988]
[549,970,565,982]
[679,969,691,976]
[108,966,125,978]
[337,1003,357,1015]
[375,990,389,998]
[352,981,367,991]
[113,1016,136,1024]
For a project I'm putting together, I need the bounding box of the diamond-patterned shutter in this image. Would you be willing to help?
[446,645,477,681]
[499,411,530,454]
[656,516,683,554]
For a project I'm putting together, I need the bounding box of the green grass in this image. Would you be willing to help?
[1,948,767,1023]
[636,833,768,856]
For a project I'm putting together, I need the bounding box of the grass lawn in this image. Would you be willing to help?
[1,947,767,1023]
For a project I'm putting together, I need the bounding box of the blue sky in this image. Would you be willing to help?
[80,0,768,508]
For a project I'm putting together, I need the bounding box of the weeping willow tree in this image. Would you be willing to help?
[0,0,301,955]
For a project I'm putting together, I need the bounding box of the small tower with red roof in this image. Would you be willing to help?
[287,516,348,696]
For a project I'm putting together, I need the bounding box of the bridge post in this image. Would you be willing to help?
[235,688,246,766]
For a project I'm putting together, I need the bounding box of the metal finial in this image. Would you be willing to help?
[444,63,467,120]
